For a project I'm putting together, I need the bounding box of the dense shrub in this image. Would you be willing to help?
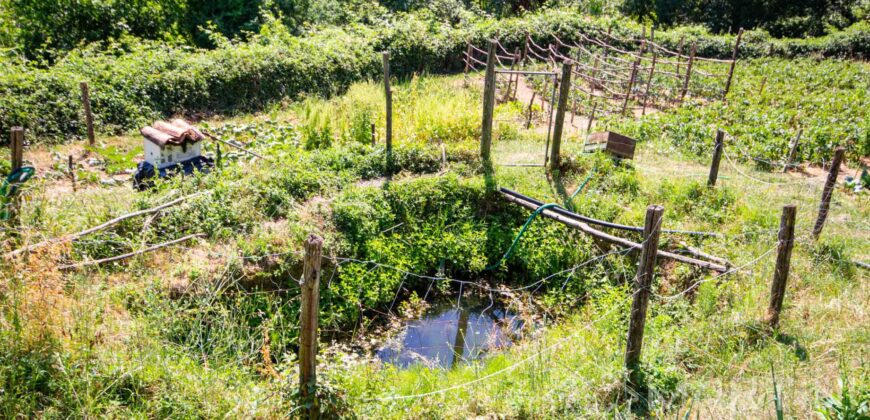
[0,9,867,144]
[619,0,865,38]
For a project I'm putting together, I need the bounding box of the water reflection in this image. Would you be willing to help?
[377,301,524,368]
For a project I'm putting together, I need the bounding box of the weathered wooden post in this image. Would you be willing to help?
[549,62,573,170]
[759,76,768,96]
[783,128,802,172]
[571,50,581,125]
[525,91,537,129]
[7,127,24,224]
[812,147,845,238]
[382,52,393,176]
[80,82,95,147]
[765,205,796,329]
[370,123,376,145]
[625,205,664,391]
[299,234,323,419]
[503,52,518,102]
[68,155,76,193]
[708,129,725,186]
[675,36,685,75]
[10,127,23,172]
[512,48,521,100]
[464,43,472,87]
[641,52,658,116]
[621,58,640,115]
[522,32,530,67]
[680,42,697,104]
[480,40,496,163]
[723,28,744,99]
[586,103,597,132]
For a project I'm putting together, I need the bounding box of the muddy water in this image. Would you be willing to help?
[376,300,524,368]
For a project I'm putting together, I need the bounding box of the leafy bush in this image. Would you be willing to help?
[2,9,867,145]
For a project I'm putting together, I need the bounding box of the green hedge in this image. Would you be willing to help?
[1,9,867,144]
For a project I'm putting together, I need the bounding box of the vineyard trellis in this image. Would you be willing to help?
[462,28,744,130]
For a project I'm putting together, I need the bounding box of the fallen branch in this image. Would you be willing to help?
[4,192,204,259]
[500,191,729,272]
[59,233,204,270]
[855,261,870,271]
[201,129,271,161]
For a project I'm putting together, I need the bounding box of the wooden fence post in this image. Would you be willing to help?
[382,52,393,176]
[550,62,572,170]
[675,36,685,75]
[586,103,597,133]
[522,32,530,67]
[723,28,744,99]
[783,128,802,172]
[480,40,496,162]
[512,48,521,100]
[299,234,323,419]
[641,52,657,116]
[812,147,845,238]
[625,205,664,392]
[7,127,25,224]
[80,82,95,147]
[680,42,697,104]
[371,123,376,145]
[464,43,472,87]
[525,91,537,130]
[708,129,725,186]
[621,58,640,115]
[10,127,23,172]
[765,205,796,329]
[68,155,76,193]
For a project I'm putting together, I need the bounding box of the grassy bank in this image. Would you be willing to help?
[1,67,868,418]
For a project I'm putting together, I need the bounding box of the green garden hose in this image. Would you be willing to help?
[485,170,596,270]
[1,166,35,220]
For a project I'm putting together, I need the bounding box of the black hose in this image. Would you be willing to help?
[499,188,721,237]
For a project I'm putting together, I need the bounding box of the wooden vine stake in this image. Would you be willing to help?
[641,52,657,116]
[525,91,537,129]
[7,127,24,224]
[10,127,23,172]
[382,52,393,177]
[723,28,744,99]
[812,147,845,238]
[480,40,496,163]
[80,82,95,147]
[675,36,685,75]
[68,155,76,193]
[464,43,472,87]
[625,205,664,394]
[299,234,323,420]
[708,129,725,186]
[680,42,697,104]
[783,128,802,172]
[621,57,640,115]
[550,62,572,170]
[765,205,796,329]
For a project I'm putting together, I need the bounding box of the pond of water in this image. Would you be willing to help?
[376,300,525,369]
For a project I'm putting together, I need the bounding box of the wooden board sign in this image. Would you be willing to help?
[584,131,636,159]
